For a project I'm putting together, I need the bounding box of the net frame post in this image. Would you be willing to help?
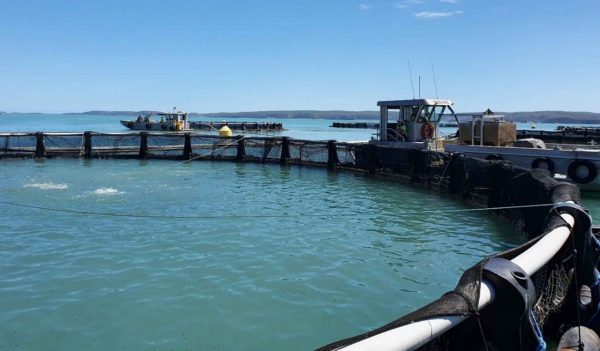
[83,131,92,159]
[35,132,45,158]
[183,132,192,159]
[236,135,246,161]
[139,132,148,159]
[327,140,339,169]
[280,137,290,165]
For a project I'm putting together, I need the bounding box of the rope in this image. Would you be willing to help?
[440,153,454,179]
[476,313,490,351]
[0,201,558,220]
[530,311,547,351]
[570,243,585,351]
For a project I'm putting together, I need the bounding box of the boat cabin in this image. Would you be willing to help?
[156,111,189,131]
[376,99,455,144]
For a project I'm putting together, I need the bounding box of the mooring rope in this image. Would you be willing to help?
[0,201,557,220]
[179,136,247,164]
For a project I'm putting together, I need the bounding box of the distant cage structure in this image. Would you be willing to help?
[0,132,356,168]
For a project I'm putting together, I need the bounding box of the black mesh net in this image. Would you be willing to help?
[335,144,356,166]
[0,134,37,157]
[44,134,84,156]
[288,141,328,164]
[244,138,282,162]
[91,133,141,158]
[147,134,185,157]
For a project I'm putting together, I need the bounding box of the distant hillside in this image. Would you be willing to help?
[64,110,161,116]
[56,109,600,123]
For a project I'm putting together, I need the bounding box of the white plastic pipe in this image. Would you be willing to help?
[339,208,576,351]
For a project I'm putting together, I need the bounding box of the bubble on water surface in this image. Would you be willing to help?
[92,187,125,195]
[23,182,68,190]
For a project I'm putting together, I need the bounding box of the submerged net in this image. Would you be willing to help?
[532,261,571,328]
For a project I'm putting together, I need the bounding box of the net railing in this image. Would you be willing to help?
[190,135,238,160]
[44,133,84,156]
[0,132,347,167]
[0,133,37,157]
[91,133,141,158]
[147,134,186,158]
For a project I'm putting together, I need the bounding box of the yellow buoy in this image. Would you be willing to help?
[219,125,232,137]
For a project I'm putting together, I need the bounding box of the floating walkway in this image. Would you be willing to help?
[518,128,600,145]
[188,121,283,131]
[330,122,458,129]
[330,122,380,129]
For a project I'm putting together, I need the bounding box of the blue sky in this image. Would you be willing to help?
[1,0,599,113]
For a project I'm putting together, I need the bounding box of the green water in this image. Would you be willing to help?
[0,159,522,350]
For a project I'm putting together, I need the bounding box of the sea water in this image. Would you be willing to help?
[0,159,522,350]
[1,114,598,349]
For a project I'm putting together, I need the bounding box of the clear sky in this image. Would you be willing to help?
[1,0,599,113]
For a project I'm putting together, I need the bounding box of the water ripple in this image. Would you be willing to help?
[0,159,521,350]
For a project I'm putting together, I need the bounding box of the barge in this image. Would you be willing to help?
[369,98,600,190]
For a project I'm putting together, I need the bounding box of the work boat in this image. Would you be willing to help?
[371,98,454,150]
[120,111,189,131]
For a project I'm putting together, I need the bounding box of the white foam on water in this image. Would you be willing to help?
[92,187,125,195]
[24,182,68,190]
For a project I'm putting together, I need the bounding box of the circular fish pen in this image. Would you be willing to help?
[0,159,522,350]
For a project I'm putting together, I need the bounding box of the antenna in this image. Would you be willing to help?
[418,76,421,99]
[407,60,415,99]
[431,62,439,99]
